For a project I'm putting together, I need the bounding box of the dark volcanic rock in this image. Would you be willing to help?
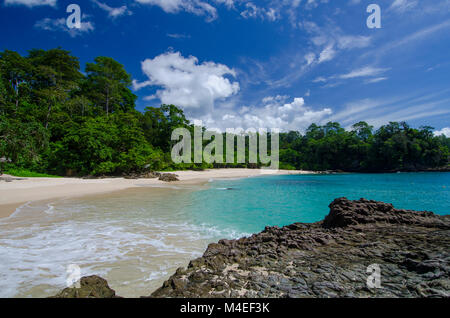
[323,198,446,229]
[123,171,161,179]
[51,275,119,298]
[52,198,450,298]
[158,173,179,182]
[150,198,450,298]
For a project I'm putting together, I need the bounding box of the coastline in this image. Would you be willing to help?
[0,169,314,219]
[52,198,450,298]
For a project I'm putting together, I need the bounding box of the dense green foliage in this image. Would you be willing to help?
[0,48,448,176]
[2,168,62,178]
[279,121,449,171]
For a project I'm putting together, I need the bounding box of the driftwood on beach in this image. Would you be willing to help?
[53,198,450,298]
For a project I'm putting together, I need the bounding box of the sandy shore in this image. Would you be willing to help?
[0,169,314,218]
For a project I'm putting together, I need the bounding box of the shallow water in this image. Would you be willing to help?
[0,187,248,298]
[188,172,450,233]
[0,172,449,297]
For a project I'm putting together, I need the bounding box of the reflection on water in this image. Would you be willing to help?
[0,186,247,298]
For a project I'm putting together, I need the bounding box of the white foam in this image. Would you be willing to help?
[44,203,55,215]
[0,198,247,298]
[1,201,32,221]
[145,271,168,282]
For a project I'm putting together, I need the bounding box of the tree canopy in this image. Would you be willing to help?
[0,48,448,176]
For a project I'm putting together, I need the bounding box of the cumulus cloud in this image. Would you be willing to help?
[135,0,218,21]
[133,52,332,131]
[434,127,450,137]
[34,16,94,37]
[4,0,56,7]
[133,52,240,114]
[194,96,333,132]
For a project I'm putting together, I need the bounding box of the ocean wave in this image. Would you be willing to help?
[0,202,32,221]
[44,203,55,215]
[0,197,247,297]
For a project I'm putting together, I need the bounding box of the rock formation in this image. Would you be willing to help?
[54,198,450,298]
[123,171,161,179]
[52,275,119,298]
[151,198,449,298]
[158,173,179,182]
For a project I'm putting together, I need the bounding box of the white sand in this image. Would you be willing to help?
[0,169,314,218]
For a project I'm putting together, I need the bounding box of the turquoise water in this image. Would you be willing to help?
[185,172,450,234]
[1,172,449,297]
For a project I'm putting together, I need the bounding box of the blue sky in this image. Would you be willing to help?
[0,0,449,135]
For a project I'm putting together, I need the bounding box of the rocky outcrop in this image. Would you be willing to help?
[0,175,27,182]
[323,197,448,229]
[53,198,450,298]
[121,171,180,181]
[158,173,179,182]
[51,276,119,298]
[123,171,161,179]
[150,198,449,298]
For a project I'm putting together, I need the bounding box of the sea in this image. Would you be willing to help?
[0,172,448,297]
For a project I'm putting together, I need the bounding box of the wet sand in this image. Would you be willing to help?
[0,185,239,297]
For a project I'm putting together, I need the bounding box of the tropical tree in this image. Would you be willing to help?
[85,57,135,115]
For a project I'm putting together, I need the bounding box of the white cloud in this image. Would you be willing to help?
[329,91,450,129]
[339,66,390,79]
[34,16,94,37]
[133,52,240,114]
[337,35,372,49]
[434,127,450,137]
[363,20,450,60]
[312,76,327,83]
[300,21,372,65]
[318,45,336,63]
[93,0,132,19]
[262,95,288,104]
[314,66,390,85]
[4,0,56,7]
[135,0,218,21]
[240,2,280,21]
[390,0,418,13]
[132,0,332,24]
[364,77,388,84]
[167,33,191,39]
[132,52,332,131]
[213,0,235,9]
[194,96,333,132]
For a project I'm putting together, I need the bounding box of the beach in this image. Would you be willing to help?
[0,171,448,298]
[0,169,313,219]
